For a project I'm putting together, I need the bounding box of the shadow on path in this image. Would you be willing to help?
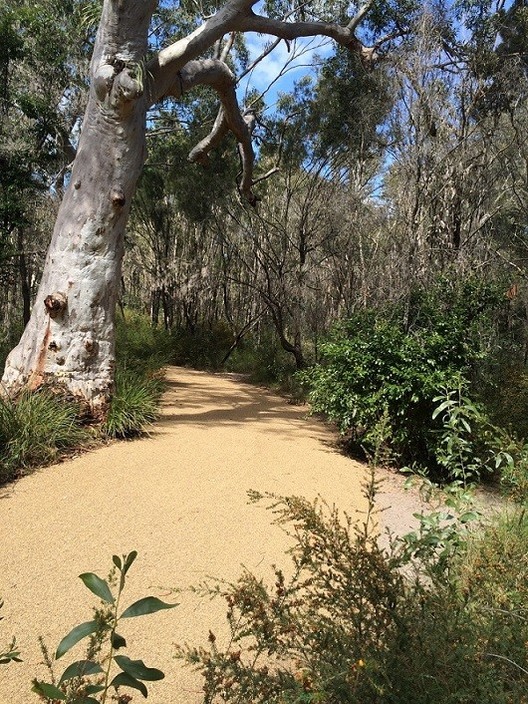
[155,371,330,443]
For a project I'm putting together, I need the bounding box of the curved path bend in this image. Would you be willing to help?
[0,367,424,703]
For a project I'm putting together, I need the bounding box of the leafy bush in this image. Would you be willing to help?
[431,385,503,485]
[0,321,23,373]
[481,362,528,441]
[497,441,528,504]
[225,333,298,386]
[0,389,90,484]
[170,322,235,369]
[299,278,505,476]
[179,489,528,704]
[115,309,173,375]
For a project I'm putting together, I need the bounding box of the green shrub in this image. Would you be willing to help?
[299,278,505,476]
[480,362,528,441]
[170,323,234,369]
[0,321,23,373]
[496,436,528,503]
[226,333,297,386]
[0,390,90,484]
[179,490,528,704]
[116,309,173,375]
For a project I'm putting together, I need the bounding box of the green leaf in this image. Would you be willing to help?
[112,555,122,570]
[114,655,165,681]
[432,402,450,419]
[459,511,479,523]
[84,684,106,694]
[110,672,148,697]
[120,596,177,619]
[111,632,127,649]
[79,573,115,604]
[123,551,138,576]
[59,659,104,684]
[55,620,100,660]
[32,681,67,700]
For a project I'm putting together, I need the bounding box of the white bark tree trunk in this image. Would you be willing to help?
[2,1,154,415]
[1,0,372,415]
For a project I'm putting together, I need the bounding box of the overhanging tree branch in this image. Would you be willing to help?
[164,59,257,205]
[234,12,376,64]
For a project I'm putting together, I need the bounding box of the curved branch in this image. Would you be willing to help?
[236,12,377,64]
[165,59,257,205]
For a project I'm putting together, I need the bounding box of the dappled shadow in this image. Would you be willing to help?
[154,368,331,444]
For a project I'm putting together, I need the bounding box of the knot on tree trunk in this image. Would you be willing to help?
[111,188,126,207]
[44,292,67,319]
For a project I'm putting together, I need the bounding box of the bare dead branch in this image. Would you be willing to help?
[347,0,376,32]
[220,32,237,62]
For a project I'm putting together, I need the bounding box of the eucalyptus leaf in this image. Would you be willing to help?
[114,654,165,681]
[59,659,104,684]
[79,573,115,604]
[55,620,100,660]
[123,550,138,575]
[111,631,127,649]
[84,684,106,694]
[120,596,177,618]
[110,671,148,697]
[32,681,67,700]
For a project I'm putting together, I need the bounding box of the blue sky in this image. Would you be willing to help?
[237,33,334,114]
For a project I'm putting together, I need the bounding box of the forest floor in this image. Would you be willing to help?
[0,366,495,703]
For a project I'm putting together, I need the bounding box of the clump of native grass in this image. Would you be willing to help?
[0,389,91,484]
[103,368,163,439]
[0,311,171,483]
[102,310,171,439]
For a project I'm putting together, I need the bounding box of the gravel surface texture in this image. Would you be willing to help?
[0,366,425,703]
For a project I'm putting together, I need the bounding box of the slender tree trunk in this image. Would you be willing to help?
[1,0,155,415]
[151,289,161,327]
[17,230,31,327]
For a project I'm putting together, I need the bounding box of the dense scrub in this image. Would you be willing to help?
[2,481,527,703]
[299,277,528,489]
[179,488,528,704]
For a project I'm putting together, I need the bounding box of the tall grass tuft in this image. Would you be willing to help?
[0,390,90,484]
[0,311,170,484]
[103,369,163,439]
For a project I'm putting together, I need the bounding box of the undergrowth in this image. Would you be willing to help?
[0,390,91,484]
[2,474,528,702]
[103,368,163,439]
[0,311,169,484]
[177,478,528,704]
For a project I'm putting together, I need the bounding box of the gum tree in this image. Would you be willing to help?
[0,0,399,415]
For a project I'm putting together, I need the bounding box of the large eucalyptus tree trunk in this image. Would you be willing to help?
[0,0,371,416]
[2,1,154,415]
